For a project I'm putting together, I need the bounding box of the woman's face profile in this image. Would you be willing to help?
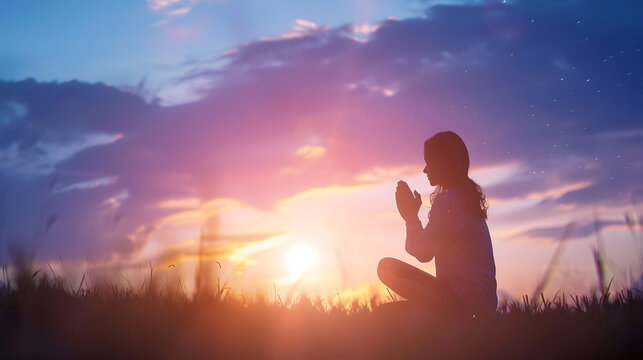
[423,150,443,187]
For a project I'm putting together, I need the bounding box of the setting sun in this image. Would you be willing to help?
[286,244,317,280]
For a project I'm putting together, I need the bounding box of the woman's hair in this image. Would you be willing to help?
[424,131,489,220]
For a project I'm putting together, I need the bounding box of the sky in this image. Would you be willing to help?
[1,0,642,302]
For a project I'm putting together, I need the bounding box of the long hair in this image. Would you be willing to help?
[424,131,489,220]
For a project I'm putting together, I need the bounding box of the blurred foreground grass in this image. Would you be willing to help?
[1,270,641,360]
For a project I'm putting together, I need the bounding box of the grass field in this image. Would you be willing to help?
[1,269,641,360]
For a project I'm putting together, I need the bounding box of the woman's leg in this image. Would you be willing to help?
[377,257,465,312]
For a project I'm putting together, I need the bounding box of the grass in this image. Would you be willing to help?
[0,269,641,360]
[0,201,641,358]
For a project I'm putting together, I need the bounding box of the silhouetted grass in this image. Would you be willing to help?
[1,199,641,359]
[0,270,641,360]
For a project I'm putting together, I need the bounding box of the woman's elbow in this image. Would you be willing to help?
[405,243,434,263]
[414,253,434,263]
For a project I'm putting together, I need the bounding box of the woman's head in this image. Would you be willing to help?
[423,131,489,220]
[423,131,470,188]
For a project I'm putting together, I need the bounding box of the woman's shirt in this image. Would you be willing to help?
[405,187,498,315]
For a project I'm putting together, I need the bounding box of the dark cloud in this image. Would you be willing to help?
[511,219,624,242]
[0,78,154,141]
[1,0,642,261]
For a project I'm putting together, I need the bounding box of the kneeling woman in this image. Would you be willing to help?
[378,131,497,317]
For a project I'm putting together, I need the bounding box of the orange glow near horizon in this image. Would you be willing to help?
[62,161,635,303]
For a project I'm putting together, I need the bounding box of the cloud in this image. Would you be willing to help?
[53,176,119,194]
[147,0,184,11]
[147,0,199,17]
[146,0,216,28]
[0,101,27,125]
[295,145,326,159]
[167,7,191,16]
[511,219,625,242]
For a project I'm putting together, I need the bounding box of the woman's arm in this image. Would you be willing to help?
[405,192,456,262]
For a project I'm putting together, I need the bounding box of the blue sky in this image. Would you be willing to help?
[0,0,422,91]
[1,0,642,298]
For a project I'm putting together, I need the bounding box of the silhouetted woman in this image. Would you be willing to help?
[378,131,497,317]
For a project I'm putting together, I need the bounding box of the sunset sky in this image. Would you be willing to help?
[1,0,642,301]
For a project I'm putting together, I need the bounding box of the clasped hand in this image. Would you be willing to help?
[395,180,422,222]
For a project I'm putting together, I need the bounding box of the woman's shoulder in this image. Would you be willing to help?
[434,187,481,219]
[436,188,463,205]
[432,189,463,212]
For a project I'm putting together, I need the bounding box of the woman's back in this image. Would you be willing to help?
[432,187,497,314]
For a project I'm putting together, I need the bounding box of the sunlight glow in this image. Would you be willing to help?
[286,244,317,280]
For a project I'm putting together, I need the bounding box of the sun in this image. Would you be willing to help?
[286,244,317,280]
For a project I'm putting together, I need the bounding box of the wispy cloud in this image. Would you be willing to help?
[511,219,625,242]
[146,0,210,25]
[256,19,329,41]
[147,0,196,15]
[0,132,123,175]
[295,145,326,160]
[147,0,185,11]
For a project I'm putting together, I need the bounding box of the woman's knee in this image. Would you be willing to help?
[377,257,402,281]
[377,257,391,280]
